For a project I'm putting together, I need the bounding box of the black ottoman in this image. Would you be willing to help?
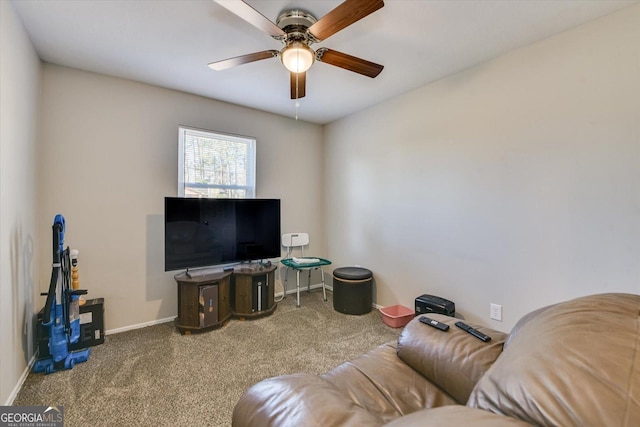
[332,267,373,315]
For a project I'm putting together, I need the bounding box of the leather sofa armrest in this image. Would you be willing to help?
[397,314,507,403]
[232,373,384,427]
[322,342,457,422]
[384,406,532,426]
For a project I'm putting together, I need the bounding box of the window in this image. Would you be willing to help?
[178,126,256,198]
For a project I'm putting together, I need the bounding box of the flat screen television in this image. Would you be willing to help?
[164,197,281,272]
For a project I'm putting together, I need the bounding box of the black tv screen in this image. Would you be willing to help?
[164,197,281,271]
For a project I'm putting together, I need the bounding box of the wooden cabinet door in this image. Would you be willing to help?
[178,283,200,328]
[266,271,275,310]
[234,275,252,314]
[218,276,231,321]
[199,285,218,328]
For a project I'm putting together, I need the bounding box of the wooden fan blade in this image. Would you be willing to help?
[290,72,306,99]
[307,0,384,42]
[316,48,383,78]
[208,50,279,71]
[214,0,285,39]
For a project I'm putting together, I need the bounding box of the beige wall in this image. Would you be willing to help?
[37,65,324,332]
[0,1,41,405]
[325,5,640,331]
[5,0,640,405]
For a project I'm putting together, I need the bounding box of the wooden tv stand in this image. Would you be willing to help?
[174,264,277,333]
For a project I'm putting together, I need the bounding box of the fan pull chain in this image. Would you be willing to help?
[294,71,300,120]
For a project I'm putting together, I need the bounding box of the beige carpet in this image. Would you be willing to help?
[14,291,402,426]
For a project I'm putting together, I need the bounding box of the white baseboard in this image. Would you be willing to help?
[9,289,380,404]
[5,354,36,405]
[275,285,384,311]
[109,286,332,333]
[6,317,175,404]
[106,287,339,333]
[106,316,175,335]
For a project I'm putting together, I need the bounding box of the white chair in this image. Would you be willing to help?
[281,233,332,308]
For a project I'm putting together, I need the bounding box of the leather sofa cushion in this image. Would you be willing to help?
[503,303,555,349]
[397,314,507,404]
[468,293,640,426]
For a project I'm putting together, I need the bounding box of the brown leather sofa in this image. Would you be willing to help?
[232,293,640,426]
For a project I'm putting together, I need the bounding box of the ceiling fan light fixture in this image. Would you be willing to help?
[281,42,315,73]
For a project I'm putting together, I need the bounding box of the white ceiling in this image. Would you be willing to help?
[12,0,638,124]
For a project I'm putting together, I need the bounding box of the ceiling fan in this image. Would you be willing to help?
[209,0,385,99]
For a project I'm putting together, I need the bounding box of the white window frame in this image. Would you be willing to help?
[178,126,256,198]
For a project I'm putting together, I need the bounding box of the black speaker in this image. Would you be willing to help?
[415,294,455,317]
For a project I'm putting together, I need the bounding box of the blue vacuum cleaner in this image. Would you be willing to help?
[34,215,91,374]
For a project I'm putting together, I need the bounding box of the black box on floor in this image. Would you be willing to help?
[69,298,105,350]
[415,294,455,317]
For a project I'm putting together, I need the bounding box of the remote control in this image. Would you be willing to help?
[455,321,491,342]
[419,316,450,331]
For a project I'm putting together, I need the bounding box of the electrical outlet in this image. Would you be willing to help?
[490,303,503,321]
